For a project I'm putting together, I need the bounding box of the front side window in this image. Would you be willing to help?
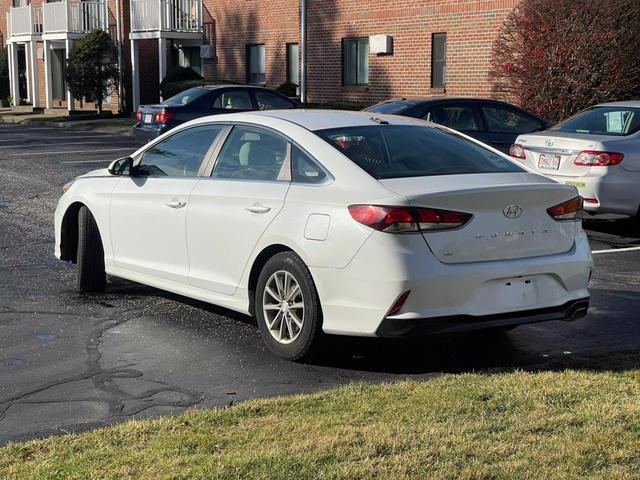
[552,106,640,136]
[137,125,224,177]
[481,105,544,134]
[426,105,480,131]
[247,44,266,84]
[212,126,289,181]
[316,125,523,180]
[431,33,446,89]
[342,38,369,86]
[254,90,295,111]
[212,91,253,110]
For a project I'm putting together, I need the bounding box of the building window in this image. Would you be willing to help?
[286,43,299,86]
[342,38,369,86]
[247,44,266,84]
[431,33,446,89]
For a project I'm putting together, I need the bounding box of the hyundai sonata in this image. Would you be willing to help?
[55,110,591,360]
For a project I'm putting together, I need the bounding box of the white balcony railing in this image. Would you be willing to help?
[7,5,42,37]
[131,0,202,33]
[43,0,107,34]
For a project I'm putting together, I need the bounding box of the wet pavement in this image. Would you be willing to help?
[1,123,639,444]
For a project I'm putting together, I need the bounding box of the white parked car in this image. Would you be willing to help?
[55,110,591,361]
[510,101,640,220]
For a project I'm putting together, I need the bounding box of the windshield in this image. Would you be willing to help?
[552,106,640,136]
[316,125,523,179]
[162,87,210,107]
[366,101,416,115]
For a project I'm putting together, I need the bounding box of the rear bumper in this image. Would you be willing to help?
[133,123,169,143]
[544,171,640,217]
[375,298,589,337]
[312,231,592,337]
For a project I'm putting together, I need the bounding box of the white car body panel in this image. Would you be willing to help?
[55,110,592,338]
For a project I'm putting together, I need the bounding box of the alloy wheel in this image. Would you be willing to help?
[262,270,305,344]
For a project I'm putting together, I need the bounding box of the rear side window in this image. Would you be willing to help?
[425,105,480,131]
[316,125,523,180]
[254,91,295,110]
[292,145,327,184]
[138,125,224,177]
[162,87,209,106]
[212,126,289,181]
[552,106,640,136]
[481,105,543,134]
[212,91,253,110]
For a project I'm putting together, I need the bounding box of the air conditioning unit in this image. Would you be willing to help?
[200,45,216,59]
[369,35,393,55]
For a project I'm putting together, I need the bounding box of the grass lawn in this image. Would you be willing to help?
[1,356,639,479]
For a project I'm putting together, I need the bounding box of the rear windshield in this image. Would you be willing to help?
[552,106,640,136]
[162,87,209,107]
[316,125,523,179]
[366,101,416,115]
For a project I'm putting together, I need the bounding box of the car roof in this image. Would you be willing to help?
[595,100,640,108]
[245,109,427,131]
[200,84,282,91]
[373,97,509,105]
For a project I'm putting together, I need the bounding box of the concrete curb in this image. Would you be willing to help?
[0,116,135,136]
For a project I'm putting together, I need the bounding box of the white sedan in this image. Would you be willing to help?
[55,110,591,360]
[511,101,640,220]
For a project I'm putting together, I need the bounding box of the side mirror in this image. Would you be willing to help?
[107,157,133,176]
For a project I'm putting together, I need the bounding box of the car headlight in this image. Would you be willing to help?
[62,180,75,193]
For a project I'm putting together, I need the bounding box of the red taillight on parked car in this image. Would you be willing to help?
[136,110,142,122]
[574,150,624,166]
[509,143,526,159]
[348,205,472,233]
[547,196,583,221]
[388,290,411,316]
[155,111,176,124]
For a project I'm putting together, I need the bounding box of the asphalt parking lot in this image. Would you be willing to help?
[1,123,639,445]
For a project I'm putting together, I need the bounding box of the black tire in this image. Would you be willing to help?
[255,251,323,361]
[76,206,106,292]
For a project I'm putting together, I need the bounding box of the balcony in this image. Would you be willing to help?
[131,0,202,38]
[42,0,108,38]
[6,5,42,40]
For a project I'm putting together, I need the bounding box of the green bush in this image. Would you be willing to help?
[160,67,202,98]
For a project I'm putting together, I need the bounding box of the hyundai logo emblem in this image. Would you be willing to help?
[545,139,555,147]
[503,205,523,219]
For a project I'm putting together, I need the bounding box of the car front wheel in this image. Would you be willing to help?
[76,206,106,292]
[255,252,323,361]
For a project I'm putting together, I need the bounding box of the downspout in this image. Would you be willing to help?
[300,0,306,104]
[115,0,124,113]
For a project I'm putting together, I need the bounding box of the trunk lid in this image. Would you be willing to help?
[380,173,579,264]
[516,131,610,177]
[137,104,165,126]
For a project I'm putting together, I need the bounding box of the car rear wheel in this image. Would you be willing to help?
[255,252,323,361]
[77,206,106,292]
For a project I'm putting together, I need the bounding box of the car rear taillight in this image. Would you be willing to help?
[136,110,142,122]
[155,111,176,124]
[509,143,526,159]
[348,205,472,233]
[547,196,583,221]
[574,150,623,166]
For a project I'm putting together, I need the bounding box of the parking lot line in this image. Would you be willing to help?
[0,142,139,149]
[591,246,640,255]
[61,159,119,164]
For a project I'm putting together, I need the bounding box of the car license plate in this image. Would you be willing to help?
[144,113,153,124]
[538,153,561,170]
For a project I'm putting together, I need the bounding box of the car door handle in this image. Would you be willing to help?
[245,204,271,214]
[165,200,186,209]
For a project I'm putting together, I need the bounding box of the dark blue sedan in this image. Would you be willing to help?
[364,98,549,154]
[134,85,298,143]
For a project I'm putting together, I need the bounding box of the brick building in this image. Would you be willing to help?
[2,0,519,114]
